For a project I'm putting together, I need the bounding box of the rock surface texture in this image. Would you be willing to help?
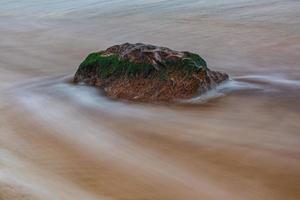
[74,43,229,102]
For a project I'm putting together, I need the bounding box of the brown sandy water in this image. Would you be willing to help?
[1,1,300,199]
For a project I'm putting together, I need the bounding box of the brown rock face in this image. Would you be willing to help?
[74,43,229,102]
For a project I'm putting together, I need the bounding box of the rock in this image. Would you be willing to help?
[73,43,229,102]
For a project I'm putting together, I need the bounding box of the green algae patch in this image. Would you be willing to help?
[78,51,207,79]
[183,52,207,69]
[78,52,102,69]
[162,52,207,75]
[78,52,155,78]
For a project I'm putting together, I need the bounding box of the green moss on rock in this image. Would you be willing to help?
[78,52,155,78]
[183,52,207,69]
[78,51,207,79]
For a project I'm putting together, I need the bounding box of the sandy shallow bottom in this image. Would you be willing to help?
[1,0,300,199]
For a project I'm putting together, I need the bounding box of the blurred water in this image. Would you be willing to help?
[1,1,300,200]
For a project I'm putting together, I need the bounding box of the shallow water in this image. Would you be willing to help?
[1,1,300,200]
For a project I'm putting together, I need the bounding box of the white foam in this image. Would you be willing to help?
[184,79,262,103]
[236,74,300,88]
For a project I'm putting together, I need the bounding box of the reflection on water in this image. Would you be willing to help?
[1,0,300,200]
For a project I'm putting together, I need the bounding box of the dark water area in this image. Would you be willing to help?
[1,1,300,200]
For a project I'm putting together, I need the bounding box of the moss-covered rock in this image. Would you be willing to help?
[74,43,228,102]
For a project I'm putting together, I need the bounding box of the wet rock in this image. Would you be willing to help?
[74,43,229,102]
